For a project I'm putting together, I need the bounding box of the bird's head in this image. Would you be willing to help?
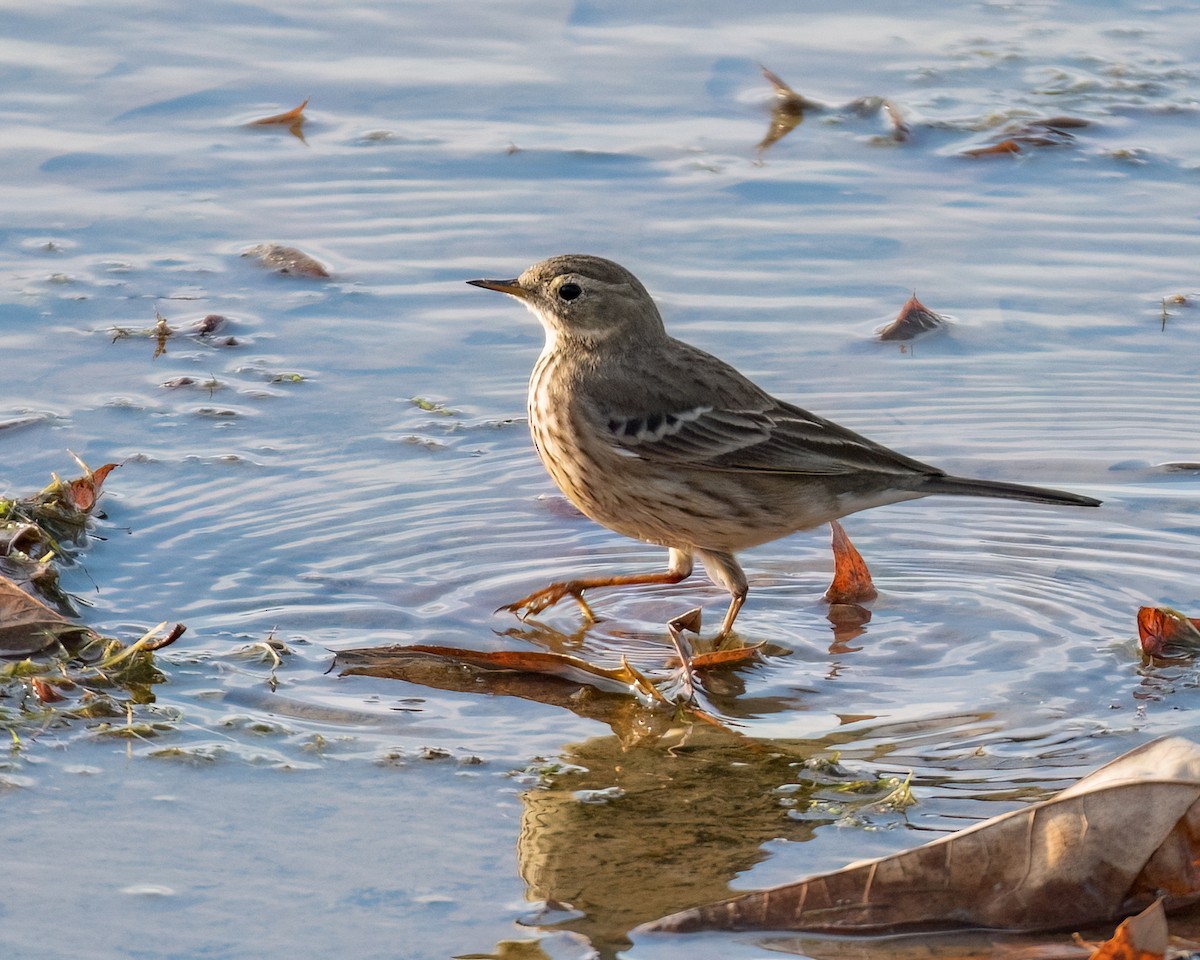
[468,255,665,346]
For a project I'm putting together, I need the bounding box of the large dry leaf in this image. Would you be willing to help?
[0,576,95,656]
[640,737,1200,935]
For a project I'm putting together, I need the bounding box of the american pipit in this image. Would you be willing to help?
[468,255,1100,638]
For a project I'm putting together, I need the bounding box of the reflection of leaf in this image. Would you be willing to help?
[0,576,95,656]
[338,643,663,702]
[641,737,1200,935]
[241,243,330,278]
[1137,607,1200,659]
[877,293,949,342]
[337,640,775,744]
[823,520,876,603]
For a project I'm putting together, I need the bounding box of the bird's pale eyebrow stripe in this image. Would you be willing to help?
[608,405,713,443]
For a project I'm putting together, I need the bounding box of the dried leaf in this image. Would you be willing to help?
[1031,116,1090,130]
[248,98,308,126]
[1090,900,1168,960]
[195,314,226,336]
[153,310,171,358]
[877,293,949,341]
[640,737,1200,935]
[1138,607,1200,659]
[961,118,1082,159]
[756,65,822,154]
[883,99,911,142]
[823,520,877,603]
[0,576,95,656]
[242,243,330,278]
[688,643,767,671]
[962,137,1025,157]
[64,460,117,513]
[31,676,64,703]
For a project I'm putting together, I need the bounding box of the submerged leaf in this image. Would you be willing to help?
[640,737,1200,936]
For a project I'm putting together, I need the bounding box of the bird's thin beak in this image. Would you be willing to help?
[466,277,528,299]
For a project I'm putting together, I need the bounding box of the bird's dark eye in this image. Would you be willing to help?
[558,282,582,301]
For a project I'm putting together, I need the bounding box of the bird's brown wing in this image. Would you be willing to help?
[576,334,940,478]
[598,398,937,477]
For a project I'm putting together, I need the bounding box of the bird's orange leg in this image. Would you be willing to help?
[499,548,694,624]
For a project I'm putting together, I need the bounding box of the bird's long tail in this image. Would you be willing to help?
[920,474,1101,508]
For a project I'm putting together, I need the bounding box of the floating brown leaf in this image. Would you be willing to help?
[961,118,1083,158]
[823,520,877,603]
[194,314,226,336]
[64,460,117,513]
[640,737,1200,936]
[757,65,822,154]
[877,293,949,341]
[153,310,171,358]
[688,644,766,671]
[30,676,65,703]
[242,243,330,278]
[962,137,1026,157]
[248,98,308,127]
[1137,607,1200,659]
[0,576,95,656]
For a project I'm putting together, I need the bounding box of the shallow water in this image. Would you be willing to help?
[2,1,1199,957]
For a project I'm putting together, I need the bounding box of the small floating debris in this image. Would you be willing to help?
[757,65,824,154]
[246,98,308,141]
[960,116,1088,157]
[876,292,949,341]
[241,243,330,278]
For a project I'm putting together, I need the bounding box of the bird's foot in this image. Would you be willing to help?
[666,607,702,702]
[497,581,598,623]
